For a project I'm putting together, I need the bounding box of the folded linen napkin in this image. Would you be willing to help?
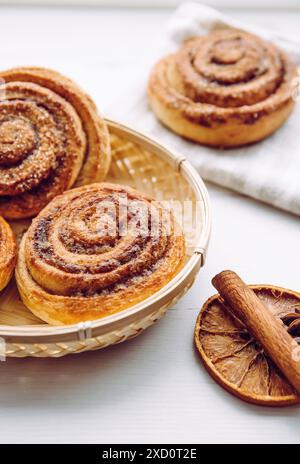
[107,2,300,216]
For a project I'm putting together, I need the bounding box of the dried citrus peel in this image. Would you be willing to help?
[195,285,300,406]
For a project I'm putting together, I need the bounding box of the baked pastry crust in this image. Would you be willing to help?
[16,183,185,325]
[0,67,111,219]
[0,216,17,291]
[148,29,298,147]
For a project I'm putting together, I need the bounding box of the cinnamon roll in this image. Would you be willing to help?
[0,67,110,219]
[148,29,298,147]
[0,216,17,291]
[16,183,185,325]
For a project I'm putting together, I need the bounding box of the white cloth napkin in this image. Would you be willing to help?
[107,2,300,216]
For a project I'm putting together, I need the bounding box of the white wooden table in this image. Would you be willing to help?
[0,6,300,444]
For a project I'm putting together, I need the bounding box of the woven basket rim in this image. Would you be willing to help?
[0,119,211,343]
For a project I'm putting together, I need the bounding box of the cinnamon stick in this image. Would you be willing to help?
[212,270,300,394]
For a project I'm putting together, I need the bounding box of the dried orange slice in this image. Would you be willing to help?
[195,285,300,406]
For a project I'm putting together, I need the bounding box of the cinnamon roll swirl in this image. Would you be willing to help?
[0,67,110,219]
[16,183,185,325]
[148,29,298,147]
[0,216,17,291]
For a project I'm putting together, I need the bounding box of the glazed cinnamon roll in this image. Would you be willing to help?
[0,216,17,291]
[0,67,110,219]
[148,29,298,147]
[16,183,185,325]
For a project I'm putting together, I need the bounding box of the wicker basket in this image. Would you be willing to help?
[0,119,211,358]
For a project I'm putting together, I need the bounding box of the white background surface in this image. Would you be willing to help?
[2,1,300,9]
[0,5,300,444]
